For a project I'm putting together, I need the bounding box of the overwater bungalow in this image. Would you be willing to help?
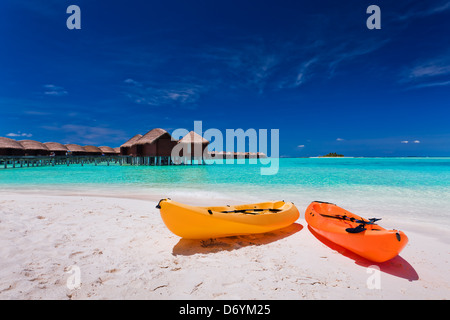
[44,142,68,156]
[65,144,87,156]
[235,152,246,159]
[99,146,117,155]
[19,140,50,156]
[208,151,267,159]
[177,131,210,161]
[0,137,25,156]
[246,152,258,159]
[84,145,103,156]
[134,128,177,157]
[120,134,142,156]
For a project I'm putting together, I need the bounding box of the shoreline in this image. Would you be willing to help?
[0,191,449,299]
[1,187,449,240]
[1,188,449,243]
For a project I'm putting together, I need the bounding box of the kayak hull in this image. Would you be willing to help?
[305,202,408,263]
[158,199,300,239]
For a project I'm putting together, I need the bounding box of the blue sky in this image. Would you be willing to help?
[1,0,449,156]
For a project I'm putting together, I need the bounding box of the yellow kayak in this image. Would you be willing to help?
[156,199,300,239]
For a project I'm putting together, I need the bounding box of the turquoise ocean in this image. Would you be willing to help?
[1,157,449,234]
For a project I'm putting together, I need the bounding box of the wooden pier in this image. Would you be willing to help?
[126,156,205,166]
[0,155,208,169]
[0,155,126,169]
[0,152,268,169]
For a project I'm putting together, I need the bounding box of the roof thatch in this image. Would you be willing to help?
[83,145,102,154]
[65,144,86,153]
[0,137,25,150]
[258,152,267,158]
[19,140,49,151]
[120,134,143,148]
[44,142,68,152]
[99,146,116,154]
[113,147,120,154]
[178,131,210,144]
[134,128,172,145]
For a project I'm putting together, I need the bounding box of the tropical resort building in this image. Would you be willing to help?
[134,128,176,157]
[44,142,68,156]
[99,146,118,155]
[123,128,178,165]
[119,129,212,165]
[119,134,142,156]
[18,140,49,156]
[177,131,210,164]
[83,145,103,156]
[0,137,25,156]
[1,127,265,169]
[65,144,87,156]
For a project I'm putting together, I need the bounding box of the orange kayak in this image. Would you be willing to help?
[305,201,408,263]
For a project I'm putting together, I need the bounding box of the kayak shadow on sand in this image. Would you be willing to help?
[172,223,303,256]
[308,226,419,281]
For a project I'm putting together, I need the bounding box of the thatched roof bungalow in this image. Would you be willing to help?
[246,152,258,159]
[178,131,210,145]
[65,144,87,156]
[83,145,103,156]
[235,152,246,159]
[99,146,117,155]
[208,151,234,159]
[44,142,68,156]
[19,140,50,156]
[0,137,25,156]
[177,131,210,158]
[120,134,142,156]
[134,128,177,157]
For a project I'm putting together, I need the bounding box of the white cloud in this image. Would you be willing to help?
[401,140,409,144]
[42,124,127,145]
[293,58,319,87]
[409,63,450,79]
[431,1,450,13]
[401,53,450,89]
[413,140,421,144]
[23,110,51,116]
[336,138,344,141]
[203,41,281,93]
[43,84,68,96]
[123,79,205,107]
[6,132,33,138]
[398,1,450,21]
[124,78,142,86]
[297,145,305,148]
[407,80,450,90]
[277,38,390,89]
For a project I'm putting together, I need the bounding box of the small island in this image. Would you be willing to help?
[321,152,344,158]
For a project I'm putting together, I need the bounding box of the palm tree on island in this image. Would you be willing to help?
[321,152,344,158]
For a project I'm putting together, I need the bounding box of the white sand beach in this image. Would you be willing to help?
[0,192,448,300]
